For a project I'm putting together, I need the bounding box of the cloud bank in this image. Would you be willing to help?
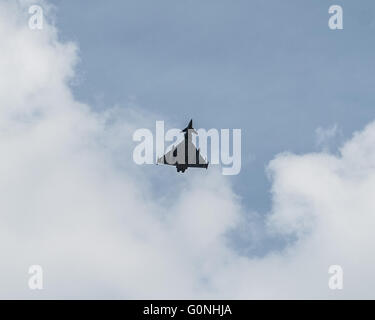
[1,0,375,299]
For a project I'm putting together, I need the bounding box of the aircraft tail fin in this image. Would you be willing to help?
[182,119,197,134]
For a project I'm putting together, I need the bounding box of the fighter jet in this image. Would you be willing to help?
[157,120,209,173]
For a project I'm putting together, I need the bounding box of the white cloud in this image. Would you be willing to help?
[1,0,375,299]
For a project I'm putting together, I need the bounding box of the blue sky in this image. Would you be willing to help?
[52,0,375,213]
[3,0,375,298]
